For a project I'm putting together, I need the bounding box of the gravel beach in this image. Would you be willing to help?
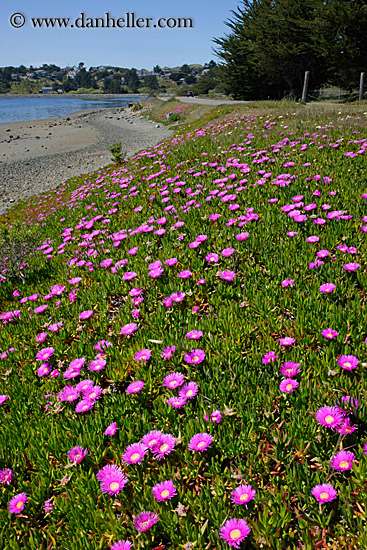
[0,106,173,215]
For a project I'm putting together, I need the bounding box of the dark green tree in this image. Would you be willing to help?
[124,69,140,92]
[144,75,159,90]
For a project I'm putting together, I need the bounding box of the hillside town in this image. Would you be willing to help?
[0,61,221,96]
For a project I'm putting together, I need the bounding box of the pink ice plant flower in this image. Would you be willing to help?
[343,263,360,272]
[231,484,256,506]
[126,381,145,394]
[188,433,213,452]
[167,396,188,408]
[152,480,177,502]
[122,443,148,465]
[111,541,132,550]
[0,468,12,485]
[36,347,55,361]
[152,434,176,460]
[279,337,295,346]
[133,511,159,532]
[218,270,236,281]
[319,283,336,293]
[186,330,203,340]
[316,406,344,429]
[219,518,251,548]
[262,351,279,364]
[330,450,355,471]
[79,310,94,320]
[96,465,128,495]
[141,430,163,449]
[67,446,88,464]
[8,492,27,514]
[161,345,176,359]
[322,328,339,339]
[280,362,301,377]
[184,349,205,364]
[163,372,185,389]
[279,378,299,393]
[120,323,138,335]
[179,382,198,399]
[134,349,151,361]
[104,422,118,436]
[311,484,337,504]
[337,354,359,370]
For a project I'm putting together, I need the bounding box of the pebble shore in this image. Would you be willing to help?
[0,106,173,215]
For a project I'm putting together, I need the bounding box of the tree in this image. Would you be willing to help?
[185,74,196,85]
[214,0,330,99]
[124,69,140,92]
[144,75,159,90]
[153,65,162,74]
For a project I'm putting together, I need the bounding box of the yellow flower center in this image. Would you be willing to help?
[16,500,24,509]
[130,452,141,462]
[82,404,90,411]
[344,362,351,368]
[161,490,170,498]
[110,481,119,491]
[339,460,349,469]
[186,390,194,397]
[197,441,206,449]
[230,529,242,540]
[286,384,293,391]
[160,443,169,452]
[192,356,199,362]
[169,382,177,388]
[320,492,329,500]
[325,415,334,424]
[240,493,249,501]
[89,392,96,399]
[148,439,157,447]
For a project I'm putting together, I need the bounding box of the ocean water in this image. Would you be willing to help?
[0,95,144,124]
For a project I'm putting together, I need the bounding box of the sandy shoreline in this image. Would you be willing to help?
[0,105,173,215]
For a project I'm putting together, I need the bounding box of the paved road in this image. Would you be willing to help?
[158,95,247,105]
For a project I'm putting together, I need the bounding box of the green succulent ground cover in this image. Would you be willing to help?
[0,103,366,549]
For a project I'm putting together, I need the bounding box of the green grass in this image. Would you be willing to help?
[0,103,366,550]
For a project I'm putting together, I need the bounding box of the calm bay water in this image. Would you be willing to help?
[0,95,144,124]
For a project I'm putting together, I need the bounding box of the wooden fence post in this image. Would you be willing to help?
[301,71,310,103]
[359,72,365,101]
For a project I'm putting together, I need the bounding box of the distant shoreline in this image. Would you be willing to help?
[0,93,146,99]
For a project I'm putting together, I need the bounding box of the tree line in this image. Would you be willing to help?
[214,0,367,100]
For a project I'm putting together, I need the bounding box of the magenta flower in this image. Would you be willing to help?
[141,430,163,449]
[186,330,203,340]
[184,349,205,365]
[104,422,118,436]
[37,363,51,377]
[161,345,176,359]
[75,399,95,413]
[262,351,279,364]
[167,396,188,408]
[126,381,145,394]
[100,259,113,268]
[311,483,337,504]
[120,323,138,335]
[0,468,12,485]
[316,406,344,429]
[122,271,137,281]
[152,479,177,502]
[235,232,249,241]
[8,492,27,514]
[111,541,132,550]
[231,484,256,506]
[134,349,151,362]
[69,277,82,284]
[222,247,235,257]
[94,340,112,353]
[67,446,88,464]
[79,310,94,320]
[34,305,48,314]
[171,292,185,302]
[279,378,299,393]
[281,279,294,287]
[88,358,106,371]
[322,328,339,339]
[178,270,192,279]
[279,337,295,346]
[179,382,198,399]
[57,385,80,402]
[219,518,251,548]
[165,257,178,266]
[206,253,219,262]
[305,236,319,243]
[152,433,176,460]
[96,465,128,495]
[149,267,164,278]
[133,511,159,532]
[35,332,48,343]
[319,283,336,293]
[330,450,355,471]
[188,433,213,452]
[83,385,102,400]
[280,362,301,377]
[343,262,360,272]
[337,354,359,370]
[36,347,55,362]
[163,297,173,307]
[219,270,236,281]
[122,443,148,465]
[162,372,185,389]
[44,499,53,514]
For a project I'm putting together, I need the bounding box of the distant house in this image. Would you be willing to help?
[39,87,53,94]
